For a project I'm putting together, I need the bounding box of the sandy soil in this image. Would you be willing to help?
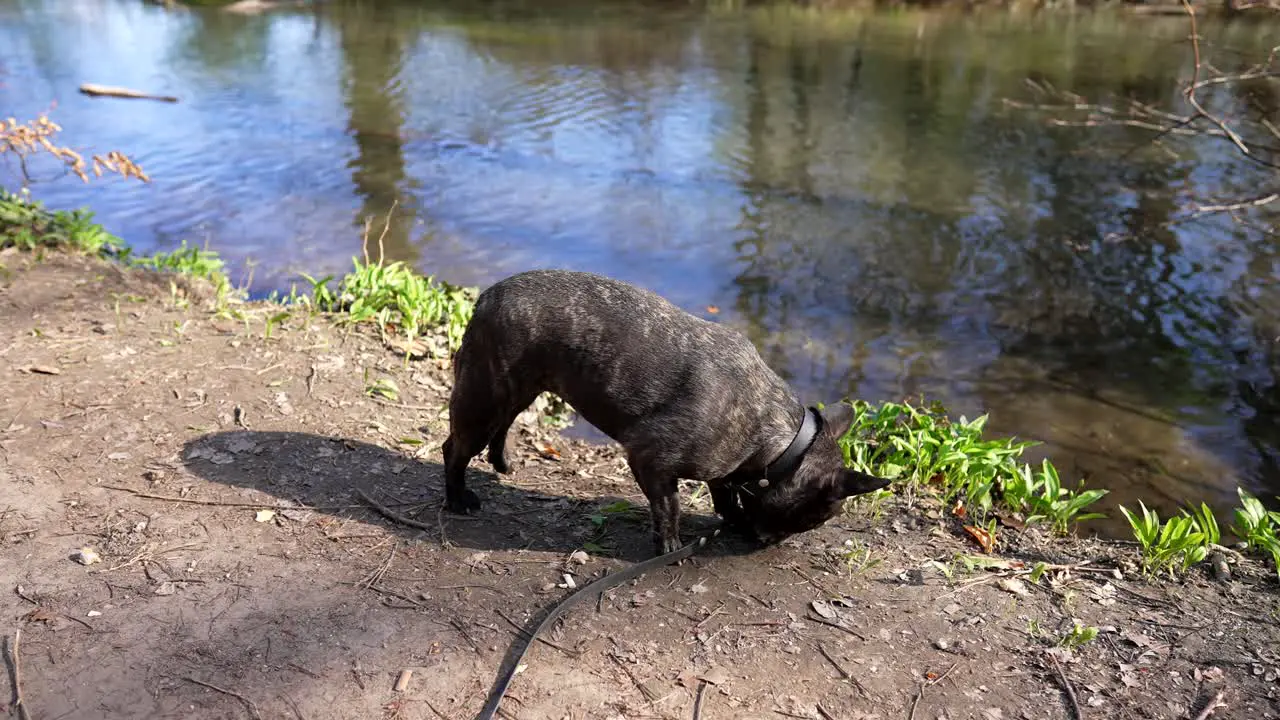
[1,250,1278,720]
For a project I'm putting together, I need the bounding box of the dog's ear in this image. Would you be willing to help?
[841,468,891,498]
[819,401,856,436]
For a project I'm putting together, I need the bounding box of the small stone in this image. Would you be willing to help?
[86,610,102,618]
[73,547,101,566]
[154,582,177,596]
[943,603,963,616]
[568,550,589,565]
[935,638,951,651]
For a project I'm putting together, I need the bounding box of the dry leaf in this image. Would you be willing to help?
[705,305,720,314]
[996,578,1029,597]
[962,524,996,553]
[811,599,838,619]
[952,501,967,518]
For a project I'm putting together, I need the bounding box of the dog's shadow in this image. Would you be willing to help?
[180,430,757,563]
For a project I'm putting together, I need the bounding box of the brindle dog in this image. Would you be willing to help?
[441,269,890,556]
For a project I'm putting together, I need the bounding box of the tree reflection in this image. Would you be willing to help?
[331,1,418,262]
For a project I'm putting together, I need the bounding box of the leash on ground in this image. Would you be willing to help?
[474,530,720,720]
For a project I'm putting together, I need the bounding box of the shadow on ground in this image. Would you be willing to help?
[180,429,759,563]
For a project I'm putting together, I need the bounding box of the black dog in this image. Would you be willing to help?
[441,269,890,556]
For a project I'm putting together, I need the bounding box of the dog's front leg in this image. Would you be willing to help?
[709,480,748,531]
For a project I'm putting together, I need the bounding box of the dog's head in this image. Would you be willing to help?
[737,403,890,545]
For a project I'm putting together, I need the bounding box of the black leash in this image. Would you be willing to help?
[474,530,719,720]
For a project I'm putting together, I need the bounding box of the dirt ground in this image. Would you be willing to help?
[2,250,1279,720]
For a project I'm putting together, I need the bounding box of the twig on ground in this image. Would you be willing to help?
[7,629,30,720]
[607,652,658,702]
[359,543,397,589]
[424,698,451,720]
[1192,692,1227,720]
[816,642,869,697]
[494,608,581,658]
[355,488,434,532]
[182,676,262,720]
[908,682,924,720]
[785,564,836,596]
[436,504,451,547]
[103,485,372,511]
[816,704,837,720]
[931,662,960,687]
[805,613,868,641]
[1046,651,1083,720]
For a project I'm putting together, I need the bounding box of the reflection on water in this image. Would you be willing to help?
[1,0,1277,534]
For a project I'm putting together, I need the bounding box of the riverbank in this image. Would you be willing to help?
[3,200,1280,719]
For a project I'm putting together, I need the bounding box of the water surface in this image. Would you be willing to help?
[2,0,1278,535]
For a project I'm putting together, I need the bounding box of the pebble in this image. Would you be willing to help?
[73,547,101,566]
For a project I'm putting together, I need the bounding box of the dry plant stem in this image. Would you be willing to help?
[1192,692,1227,720]
[182,676,261,720]
[1047,651,1083,720]
[8,629,30,720]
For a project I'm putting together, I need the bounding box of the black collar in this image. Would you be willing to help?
[764,406,823,482]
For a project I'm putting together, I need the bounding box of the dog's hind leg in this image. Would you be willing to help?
[485,388,539,474]
[443,374,518,514]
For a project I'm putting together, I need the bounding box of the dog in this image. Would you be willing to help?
[441,269,890,556]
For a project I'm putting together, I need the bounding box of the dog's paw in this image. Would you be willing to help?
[487,447,510,474]
[445,489,483,515]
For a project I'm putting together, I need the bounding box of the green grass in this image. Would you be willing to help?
[837,399,1108,535]
[1,188,122,255]
[1,189,477,358]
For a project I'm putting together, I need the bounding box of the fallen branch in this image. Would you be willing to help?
[79,83,178,103]
[182,676,261,719]
[6,629,30,720]
[1046,651,1083,720]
